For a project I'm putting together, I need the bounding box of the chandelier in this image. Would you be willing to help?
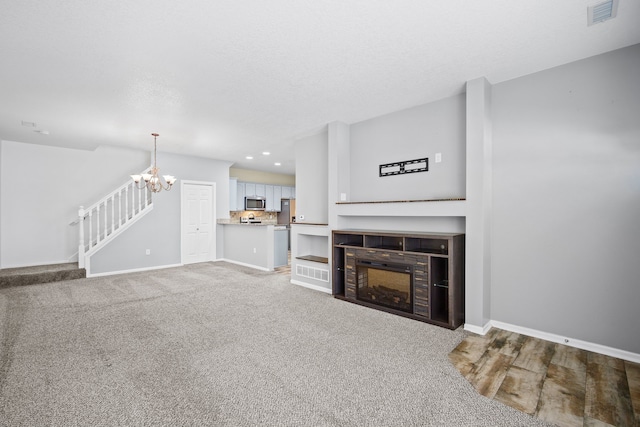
[131,133,177,192]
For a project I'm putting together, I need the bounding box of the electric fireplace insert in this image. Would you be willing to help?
[355,260,413,313]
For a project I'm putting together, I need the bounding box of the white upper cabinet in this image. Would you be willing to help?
[265,185,274,211]
[245,183,256,197]
[273,186,282,211]
[233,180,294,212]
[229,177,238,211]
[281,186,292,199]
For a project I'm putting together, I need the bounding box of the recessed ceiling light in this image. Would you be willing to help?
[262,151,270,156]
[274,162,281,166]
[246,156,253,160]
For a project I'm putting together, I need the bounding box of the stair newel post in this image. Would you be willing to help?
[78,206,85,269]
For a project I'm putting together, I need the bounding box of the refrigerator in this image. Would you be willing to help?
[277,199,296,225]
[277,199,295,250]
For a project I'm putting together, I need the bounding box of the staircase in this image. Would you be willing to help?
[0,263,86,290]
[0,169,154,289]
[76,167,154,274]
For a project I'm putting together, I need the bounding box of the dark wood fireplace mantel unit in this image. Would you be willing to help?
[332,230,465,329]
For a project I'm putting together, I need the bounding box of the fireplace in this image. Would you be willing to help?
[355,260,413,313]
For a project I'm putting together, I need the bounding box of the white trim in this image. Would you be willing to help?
[86,263,183,278]
[220,258,271,272]
[290,279,332,294]
[464,321,492,336]
[490,320,640,364]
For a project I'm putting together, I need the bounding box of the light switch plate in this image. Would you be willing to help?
[435,153,442,163]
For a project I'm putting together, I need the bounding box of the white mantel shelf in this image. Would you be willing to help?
[334,198,466,217]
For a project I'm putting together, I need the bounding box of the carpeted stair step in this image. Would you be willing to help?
[0,263,86,289]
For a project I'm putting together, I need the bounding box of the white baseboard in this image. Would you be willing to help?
[464,322,492,336]
[87,263,183,278]
[220,259,271,272]
[290,279,332,294]
[467,320,640,364]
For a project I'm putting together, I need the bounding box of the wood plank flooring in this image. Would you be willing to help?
[449,328,639,427]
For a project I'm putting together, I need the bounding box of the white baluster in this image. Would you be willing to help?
[118,190,122,227]
[138,184,142,213]
[96,207,100,243]
[89,210,93,247]
[110,194,115,235]
[78,206,85,268]
[103,201,107,240]
[125,186,129,222]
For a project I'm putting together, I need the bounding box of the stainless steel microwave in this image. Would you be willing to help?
[245,196,266,210]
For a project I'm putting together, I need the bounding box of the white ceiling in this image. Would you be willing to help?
[1,0,638,175]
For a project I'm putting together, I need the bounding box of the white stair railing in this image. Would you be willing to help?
[77,167,153,268]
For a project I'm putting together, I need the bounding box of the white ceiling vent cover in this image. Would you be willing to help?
[588,0,619,26]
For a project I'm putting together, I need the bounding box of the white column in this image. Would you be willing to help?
[465,77,493,334]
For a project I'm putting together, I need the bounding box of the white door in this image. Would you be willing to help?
[182,182,215,264]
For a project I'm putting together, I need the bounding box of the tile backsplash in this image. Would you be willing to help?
[229,211,278,224]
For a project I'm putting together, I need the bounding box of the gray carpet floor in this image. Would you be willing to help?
[0,262,552,426]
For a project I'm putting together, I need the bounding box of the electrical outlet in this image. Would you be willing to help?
[340,193,347,201]
[145,249,151,255]
[253,248,257,253]
[435,153,442,163]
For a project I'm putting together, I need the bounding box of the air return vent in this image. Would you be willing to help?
[588,0,618,26]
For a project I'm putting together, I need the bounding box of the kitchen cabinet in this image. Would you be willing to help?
[273,186,282,211]
[265,185,275,211]
[236,182,246,211]
[245,183,256,197]
[229,177,238,211]
[232,180,294,212]
[282,186,292,199]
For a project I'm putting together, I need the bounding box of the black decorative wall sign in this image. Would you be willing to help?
[379,157,428,177]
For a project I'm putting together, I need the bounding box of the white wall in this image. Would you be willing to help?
[0,141,148,268]
[295,130,328,224]
[491,44,640,353]
[349,94,466,202]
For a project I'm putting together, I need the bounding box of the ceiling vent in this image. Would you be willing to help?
[588,0,619,26]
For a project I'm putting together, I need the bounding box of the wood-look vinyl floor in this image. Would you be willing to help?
[449,328,640,427]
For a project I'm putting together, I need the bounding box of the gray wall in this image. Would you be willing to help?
[491,44,640,353]
[349,94,466,202]
[295,130,328,224]
[0,141,148,268]
[89,152,232,274]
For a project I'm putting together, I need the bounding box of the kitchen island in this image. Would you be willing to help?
[220,223,289,271]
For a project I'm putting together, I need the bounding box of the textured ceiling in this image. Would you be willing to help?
[1,0,639,175]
